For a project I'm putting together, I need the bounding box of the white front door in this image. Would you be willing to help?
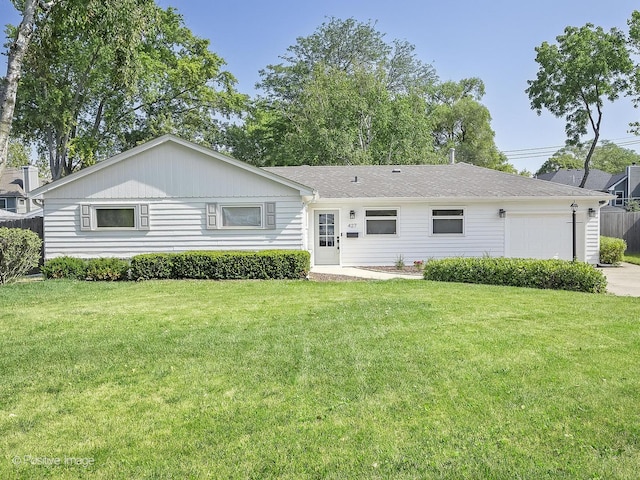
[314,210,340,265]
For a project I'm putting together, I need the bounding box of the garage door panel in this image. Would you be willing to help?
[506,215,582,261]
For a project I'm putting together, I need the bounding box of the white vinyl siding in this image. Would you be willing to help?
[44,199,304,259]
[314,203,506,266]
[44,141,300,200]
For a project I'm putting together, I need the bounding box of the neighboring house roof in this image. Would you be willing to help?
[0,168,26,198]
[0,208,43,221]
[535,168,622,191]
[265,163,610,200]
[0,209,23,220]
[30,135,316,198]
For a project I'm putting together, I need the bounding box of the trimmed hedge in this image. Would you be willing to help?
[42,256,129,281]
[85,258,130,281]
[0,227,42,285]
[41,256,87,280]
[423,257,607,293]
[600,236,626,265]
[43,251,310,281]
[130,250,310,280]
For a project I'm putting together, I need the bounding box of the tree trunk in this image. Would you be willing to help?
[579,104,602,189]
[579,134,599,188]
[0,0,39,175]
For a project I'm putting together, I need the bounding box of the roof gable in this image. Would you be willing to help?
[264,163,611,200]
[30,135,315,199]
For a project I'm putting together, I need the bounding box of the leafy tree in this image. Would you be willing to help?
[229,18,440,166]
[11,2,245,179]
[536,141,640,175]
[429,78,514,172]
[0,0,57,176]
[6,138,30,167]
[526,23,634,187]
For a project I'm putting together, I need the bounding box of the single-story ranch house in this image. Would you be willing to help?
[30,135,611,265]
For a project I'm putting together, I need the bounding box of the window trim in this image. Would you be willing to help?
[614,191,625,206]
[431,207,465,236]
[80,204,149,231]
[219,204,264,229]
[94,206,138,230]
[364,208,398,236]
[0,198,7,210]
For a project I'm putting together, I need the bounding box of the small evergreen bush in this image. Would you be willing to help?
[599,236,626,265]
[423,257,607,293]
[85,258,130,281]
[0,227,42,284]
[41,256,88,280]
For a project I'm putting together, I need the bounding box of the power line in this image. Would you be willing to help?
[502,136,640,160]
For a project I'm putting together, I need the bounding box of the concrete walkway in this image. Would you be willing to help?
[310,266,421,280]
[599,262,640,297]
[312,264,640,297]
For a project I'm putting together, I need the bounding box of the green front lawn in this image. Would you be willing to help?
[1,279,639,479]
[624,252,640,265]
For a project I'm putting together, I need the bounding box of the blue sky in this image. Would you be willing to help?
[2,0,640,172]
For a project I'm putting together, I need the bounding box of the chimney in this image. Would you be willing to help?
[448,148,455,165]
[22,166,39,212]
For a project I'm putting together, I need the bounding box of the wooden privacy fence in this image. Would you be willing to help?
[0,217,45,267]
[600,211,640,253]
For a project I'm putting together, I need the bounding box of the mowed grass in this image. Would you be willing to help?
[0,279,639,479]
[624,252,640,266]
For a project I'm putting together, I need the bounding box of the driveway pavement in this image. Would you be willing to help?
[599,262,640,297]
[312,264,640,297]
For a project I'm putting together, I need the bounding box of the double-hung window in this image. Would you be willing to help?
[365,209,397,235]
[432,209,464,235]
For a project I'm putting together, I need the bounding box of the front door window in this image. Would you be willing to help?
[318,213,335,247]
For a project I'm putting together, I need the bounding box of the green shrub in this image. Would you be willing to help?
[85,258,130,281]
[0,227,42,284]
[131,250,310,280]
[41,256,88,280]
[599,236,626,265]
[130,253,176,280]
[423,257,607,293]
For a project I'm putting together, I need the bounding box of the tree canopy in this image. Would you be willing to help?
[227,17,510,170]
[429,78,514,172]
[6,0,246,179]
[526,23,634,187]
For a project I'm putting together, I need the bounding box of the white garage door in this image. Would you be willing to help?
[506,214,583,261]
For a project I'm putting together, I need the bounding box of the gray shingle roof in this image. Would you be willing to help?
[264,163,609,199]
[0,168,26,197]
[536,168,625,191]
